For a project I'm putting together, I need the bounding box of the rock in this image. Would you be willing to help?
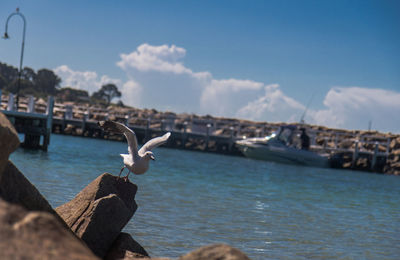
[105,232,149,260]
[179,244,250,260]
[0,199,99,260]
[355,157,369,170]
[390,137,400,150]
[56,173,138,258]
[0,160,62,220]
[0,112,20,176]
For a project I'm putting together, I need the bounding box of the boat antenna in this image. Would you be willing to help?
[300,93,315,125]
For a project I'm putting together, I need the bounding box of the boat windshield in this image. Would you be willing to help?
[274,126,296,145]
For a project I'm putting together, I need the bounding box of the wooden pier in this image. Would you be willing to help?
[51,116,241,155]
[0,90,54,151]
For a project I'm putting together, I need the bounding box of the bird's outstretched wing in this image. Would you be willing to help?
[139,132,171,156]
[98,120,138,156]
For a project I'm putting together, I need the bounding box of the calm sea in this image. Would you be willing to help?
[9,134,400,259]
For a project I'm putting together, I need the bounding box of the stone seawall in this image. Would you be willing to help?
[51,105,400,175]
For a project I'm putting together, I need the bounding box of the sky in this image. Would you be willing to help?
[1,0,399,133]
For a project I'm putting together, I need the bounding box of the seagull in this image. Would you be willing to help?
[98,120,171,181]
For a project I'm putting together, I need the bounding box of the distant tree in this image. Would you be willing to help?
[57,87,89,102]
[0,62,66,97]
[22,67,36,82]
[116,100,124,107]
[0,62,18,90]
[91,83,121,106]
[34,69,61,95]
[0,75,7,90]
[8,78,35,95]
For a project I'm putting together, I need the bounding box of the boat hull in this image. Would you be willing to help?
[236,142,329,168]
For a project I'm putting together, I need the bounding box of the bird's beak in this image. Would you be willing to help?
[150,154,155,160]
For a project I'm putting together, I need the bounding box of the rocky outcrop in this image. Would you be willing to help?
[105,232,150,260]
[0,112,19,176]
[0,198,99,260]
[384,137,400,175]
[56,173,138,258]
[179,244,250,260]
[0,160,59,215]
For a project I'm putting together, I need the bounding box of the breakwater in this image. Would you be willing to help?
[1,93,400,175]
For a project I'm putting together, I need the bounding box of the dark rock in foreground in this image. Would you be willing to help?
[105,232,150,260]
[0,160,62,219]
[179,244,250,260]
[0,199,99,260]
[56,173,138,258]
[0,112,19,177]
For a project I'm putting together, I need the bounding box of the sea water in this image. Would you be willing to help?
[9,134,400,259]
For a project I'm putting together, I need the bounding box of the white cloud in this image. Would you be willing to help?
[309,87,400,133]
[54,65,121,94]
[201,79,264,116]
[117,43,191,75]
[116,44,263,114]
[236,84,305,122]
[120,80,143,107]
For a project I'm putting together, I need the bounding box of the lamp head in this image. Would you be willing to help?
[2,32,9,39]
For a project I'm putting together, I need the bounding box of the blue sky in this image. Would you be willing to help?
[1,0,399,132]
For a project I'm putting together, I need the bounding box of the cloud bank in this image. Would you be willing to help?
[55,44,400,133]
[54,65,121,94]
[310,87,400,132]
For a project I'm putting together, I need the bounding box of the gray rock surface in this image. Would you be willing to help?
[0,198,99,260]
[56,173,138,258]
[179,244,250,260]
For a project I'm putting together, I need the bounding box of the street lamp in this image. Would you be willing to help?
[3,8,26,110]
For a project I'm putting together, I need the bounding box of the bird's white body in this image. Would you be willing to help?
[98,120,171,179]
[120,153,150,175]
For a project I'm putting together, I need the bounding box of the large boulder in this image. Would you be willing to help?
[0,112,19,176]
[105,232,149,260]
[0,160,64,222]
[179,244,250,260]
[0,199,99,260]
[56,173,138,258]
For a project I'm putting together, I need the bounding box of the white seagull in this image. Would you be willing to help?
[98,120,171,181]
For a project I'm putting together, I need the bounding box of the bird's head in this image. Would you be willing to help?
[144,151,155,161]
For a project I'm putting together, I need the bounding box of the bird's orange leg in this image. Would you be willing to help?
[124,171,131,182]
[118,166,126,178]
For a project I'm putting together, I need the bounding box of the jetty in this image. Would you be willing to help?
[51,105,242,155]
[0,90,54,151]
[0,93,396,173]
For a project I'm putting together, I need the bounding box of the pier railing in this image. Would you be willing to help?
[0,90,54,150]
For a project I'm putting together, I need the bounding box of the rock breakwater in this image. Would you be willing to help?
[49,103,400,175]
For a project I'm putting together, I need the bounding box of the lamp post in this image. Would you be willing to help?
[3,8,26,110]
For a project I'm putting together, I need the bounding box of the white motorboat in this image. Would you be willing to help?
[236,125,330,168]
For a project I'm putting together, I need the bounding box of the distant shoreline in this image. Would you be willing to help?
[2,95,400,175]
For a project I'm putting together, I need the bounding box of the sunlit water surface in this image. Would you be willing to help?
[10,134,400,259]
